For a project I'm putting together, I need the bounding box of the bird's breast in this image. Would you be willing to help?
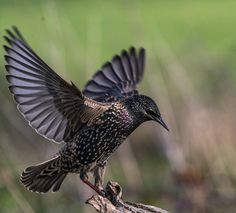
[73,105,135,165]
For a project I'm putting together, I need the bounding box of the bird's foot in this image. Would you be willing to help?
[98,187,106,197]
[81,178,105,197]
[97,185,106,197]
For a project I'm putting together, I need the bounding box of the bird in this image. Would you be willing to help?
[3,27,169,195]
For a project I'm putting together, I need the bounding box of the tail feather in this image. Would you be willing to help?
[20,156,67,193]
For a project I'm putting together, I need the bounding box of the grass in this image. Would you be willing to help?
[1,0,236,68]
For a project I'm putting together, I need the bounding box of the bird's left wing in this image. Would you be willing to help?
[4,27,108,143]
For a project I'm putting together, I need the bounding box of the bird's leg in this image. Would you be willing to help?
[94,162,106,191]
[80,172,105,196]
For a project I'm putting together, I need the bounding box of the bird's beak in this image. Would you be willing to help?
[153,116,169,131]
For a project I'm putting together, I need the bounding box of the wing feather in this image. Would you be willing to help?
[4,27,108,143]
[83,47,146,102]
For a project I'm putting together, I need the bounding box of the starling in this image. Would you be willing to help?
[3,27,169,194]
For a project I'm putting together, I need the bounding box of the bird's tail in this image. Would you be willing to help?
[20,156,67,193]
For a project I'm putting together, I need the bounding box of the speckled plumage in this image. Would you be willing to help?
[4,27,169,194]
[61,102,135,168]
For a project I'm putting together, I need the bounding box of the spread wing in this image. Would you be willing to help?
[4,27,108,143]
[83,47,145,102]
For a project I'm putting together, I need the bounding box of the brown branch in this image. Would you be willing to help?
[86,181,170,213]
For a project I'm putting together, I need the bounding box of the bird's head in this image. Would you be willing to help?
[124,95,169,131]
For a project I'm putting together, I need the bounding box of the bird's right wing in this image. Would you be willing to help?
[4,27,108,143]
[83,47,145,102]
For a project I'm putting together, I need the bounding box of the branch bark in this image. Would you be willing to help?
[86,181,169,213]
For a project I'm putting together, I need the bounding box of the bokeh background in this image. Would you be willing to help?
[0,0,236,212]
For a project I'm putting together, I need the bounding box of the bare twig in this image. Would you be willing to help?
[86,181,169,213]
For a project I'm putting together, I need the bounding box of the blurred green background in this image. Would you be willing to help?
[0,0,236,212]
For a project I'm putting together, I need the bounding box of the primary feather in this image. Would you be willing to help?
[4,27,109,143]
[83,47,145,102]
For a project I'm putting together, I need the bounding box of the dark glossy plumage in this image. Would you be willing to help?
[4,27,169,194]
